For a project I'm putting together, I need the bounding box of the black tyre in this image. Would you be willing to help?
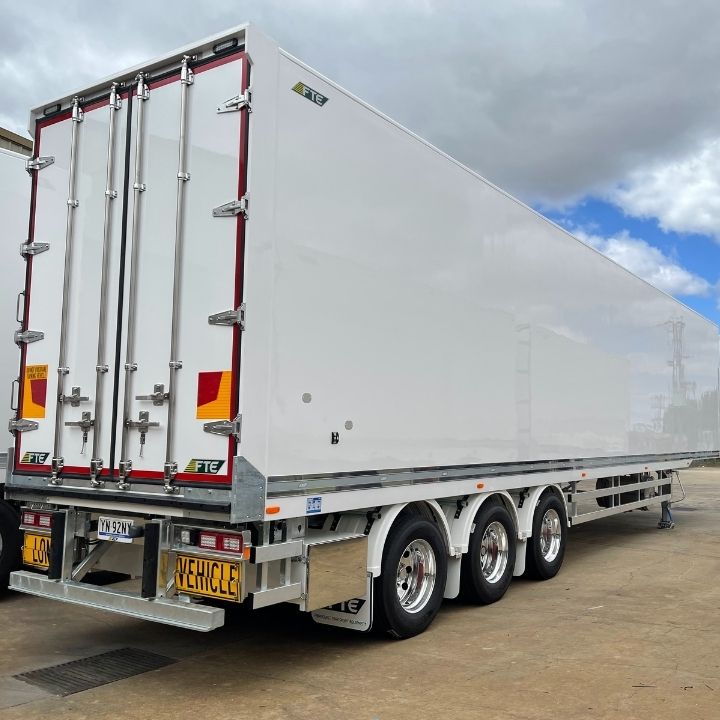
[460,498,516,604]
[374,513,447,639]
[524,492,567,580]
[0,500,21,590]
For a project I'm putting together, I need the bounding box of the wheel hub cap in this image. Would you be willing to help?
[396,539,437,614]
[480,520,509,584]
[539,508,562,562]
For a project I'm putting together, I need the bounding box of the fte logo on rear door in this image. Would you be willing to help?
[184,459,225,474]
[21,452,49,464]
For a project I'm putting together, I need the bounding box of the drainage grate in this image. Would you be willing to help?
[15,647,176,696]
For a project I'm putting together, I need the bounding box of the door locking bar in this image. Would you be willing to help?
[51,96,84,483]
[164,55,193,493]
[119,73,150,481]
[90,82,123,487]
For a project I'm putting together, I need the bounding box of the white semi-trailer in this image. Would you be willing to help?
[6,25,719,637]
[0,147,30,588]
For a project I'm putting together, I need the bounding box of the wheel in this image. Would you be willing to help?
[374,513,447,639]
[461,498,516,604]
[0,501,21,590]
[524,492,567,580]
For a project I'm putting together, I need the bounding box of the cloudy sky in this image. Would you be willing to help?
[2,0,719,323]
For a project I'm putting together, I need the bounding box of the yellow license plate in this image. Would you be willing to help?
[22,533,51,570]
[175,555,241,601]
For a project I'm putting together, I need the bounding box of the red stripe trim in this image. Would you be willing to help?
[226,53,251,486]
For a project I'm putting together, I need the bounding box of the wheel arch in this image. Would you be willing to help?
[516,484,567,539]
[367,500,454,577]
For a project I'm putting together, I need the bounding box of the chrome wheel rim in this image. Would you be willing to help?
[539,508,562,562]
[480,520,509,584]
[396,539,437,613]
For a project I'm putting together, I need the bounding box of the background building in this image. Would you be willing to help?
[0,127,32,156]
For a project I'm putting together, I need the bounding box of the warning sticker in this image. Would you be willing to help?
[196,371,232,420]
[22,364,48,419]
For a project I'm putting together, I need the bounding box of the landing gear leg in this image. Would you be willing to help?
[657,500,675,530]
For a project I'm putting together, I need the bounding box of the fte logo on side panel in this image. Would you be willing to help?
[292,81,329,107]
[184,459,226,474]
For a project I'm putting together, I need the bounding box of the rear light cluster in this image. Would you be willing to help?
[181,529,244,555]
[22,511,52,529]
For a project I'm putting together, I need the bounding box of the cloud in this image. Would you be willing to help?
[575,229,712,297]
[4,1,720,207]
[611,138,720,240]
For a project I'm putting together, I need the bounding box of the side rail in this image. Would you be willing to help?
[566,470,674,527]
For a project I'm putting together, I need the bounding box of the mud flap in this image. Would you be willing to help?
[311,573,373,632]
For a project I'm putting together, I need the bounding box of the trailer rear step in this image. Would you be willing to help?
[9,571,225,631]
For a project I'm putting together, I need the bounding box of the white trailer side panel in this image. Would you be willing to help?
[0,148,30,447]
[242,46,719,478]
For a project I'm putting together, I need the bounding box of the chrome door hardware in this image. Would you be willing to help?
[90,457,104,488]
[52,95,84,470]
[8,418,39,433]
[126,410,159,458]
[92,81,123,472]
[25,156,55,173]
[20,242,50,257]
[212,195,248,218]
[49,456,64,485]
[208,304,246,329]
[59,386,89,407]
[14,329,44,345]
[135,383,169,406]
[203,415,241,439]
[119,73,151,467]
[65,411,94,454]
[117,459,132,490]
[217,90,251,113]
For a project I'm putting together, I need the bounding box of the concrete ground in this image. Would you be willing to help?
[0,468,718,720]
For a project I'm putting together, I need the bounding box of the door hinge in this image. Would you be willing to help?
[20,242,50,257]
[203,415,241,439]
[208,304,246,329]
[217,91,251,113]
[9,417,39,433]
[212,195,248,218]
[14,329,44,345]
[25,156,55,173]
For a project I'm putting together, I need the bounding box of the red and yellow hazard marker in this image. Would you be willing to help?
[22,364,48,419]
[196,370,232,419]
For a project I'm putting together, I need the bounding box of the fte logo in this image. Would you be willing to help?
[291,81,329,107]
[21,451,49,465]
[328,598,366,615]
[184,459,225,474]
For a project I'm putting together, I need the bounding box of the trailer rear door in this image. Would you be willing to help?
[15,51,249,488]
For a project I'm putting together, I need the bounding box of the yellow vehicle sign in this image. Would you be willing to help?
[22,533,50,570]
[175,555,241,601]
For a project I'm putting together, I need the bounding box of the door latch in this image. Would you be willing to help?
[65,411,94,455]
[59,386,89,407]
[126,410,160,458]
[135,383,169,406]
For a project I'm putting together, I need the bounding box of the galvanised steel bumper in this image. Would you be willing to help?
[9,570,225,632]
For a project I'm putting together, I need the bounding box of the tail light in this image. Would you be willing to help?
[22,511,52,529]
[183,529,244,555]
